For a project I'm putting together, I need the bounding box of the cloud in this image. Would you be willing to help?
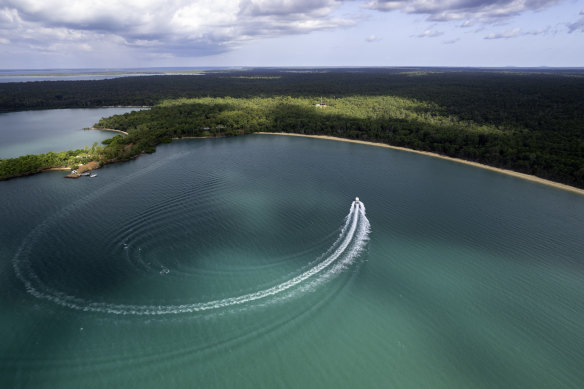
[0,0,574,65]
[568,19,584,32]
[485,27,521,39]
[567,9,584,33]
[413,29,444,38]
[0,0,353,58]
[484,26,550,39]
[363,0,562,22]
[443,38,460,44]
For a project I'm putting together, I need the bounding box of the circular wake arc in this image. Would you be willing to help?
[13,200,370,316]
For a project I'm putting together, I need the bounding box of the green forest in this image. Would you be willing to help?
[1,68,583,187]
[0,143,103,179]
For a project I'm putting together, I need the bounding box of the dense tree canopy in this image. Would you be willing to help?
[93,95,584,188]
[1,68,583,187]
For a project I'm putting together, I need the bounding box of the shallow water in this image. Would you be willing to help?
[1,131,583,388]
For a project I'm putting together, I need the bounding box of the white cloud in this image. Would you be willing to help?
[0,0,576,65]
[0,6,20,24]
[414,29,444,38]
[485,26,556,39]
[485,27,521,39]
[485,26,551,39]
[364,0,562,22]
[0,0,352,57]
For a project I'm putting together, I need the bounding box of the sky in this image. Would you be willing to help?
[0,0,583,69]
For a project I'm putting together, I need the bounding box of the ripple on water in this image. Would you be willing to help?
[12,148,371,315]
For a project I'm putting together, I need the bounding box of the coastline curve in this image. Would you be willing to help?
[256,132,584,196]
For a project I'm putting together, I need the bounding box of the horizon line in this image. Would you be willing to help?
[2,65,584,72]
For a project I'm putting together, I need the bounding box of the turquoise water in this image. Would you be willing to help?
[0,108,143,158]
[1,126,583,387]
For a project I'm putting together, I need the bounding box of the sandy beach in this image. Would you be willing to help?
[44,167,70,171]
[91,127,129,135]
[256,132,584,196]
[172,135,226,140]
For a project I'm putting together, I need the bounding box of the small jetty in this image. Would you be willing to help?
[64,161,100,179]
[65,169,80,179]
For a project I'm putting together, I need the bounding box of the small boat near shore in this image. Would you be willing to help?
[89,173,97,178]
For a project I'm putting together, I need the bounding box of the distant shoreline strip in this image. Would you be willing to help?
[256,132,584,196]
[91,127,128,135]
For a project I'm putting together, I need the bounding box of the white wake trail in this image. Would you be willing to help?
[13,200,370,316]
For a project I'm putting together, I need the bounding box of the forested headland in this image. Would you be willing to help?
[1,68,583,188]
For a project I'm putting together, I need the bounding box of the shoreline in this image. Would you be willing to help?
[44,167,70,171]
[256,132,584,196]
[90,127,128,135]
[172,135,227,140]
[45,160,101,178]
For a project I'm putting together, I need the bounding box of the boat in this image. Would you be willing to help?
[355,197,360,203]
[89,173,97,178]
[80,172,90,176]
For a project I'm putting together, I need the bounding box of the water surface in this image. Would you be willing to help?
[0,67,228,83]
[0,129,583,388]
[0,108,143,158]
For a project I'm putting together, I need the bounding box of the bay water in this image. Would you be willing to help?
[1,111,583,388]
[0,108,143,159]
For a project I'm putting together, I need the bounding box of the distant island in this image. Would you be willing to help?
[1,68,583,191]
